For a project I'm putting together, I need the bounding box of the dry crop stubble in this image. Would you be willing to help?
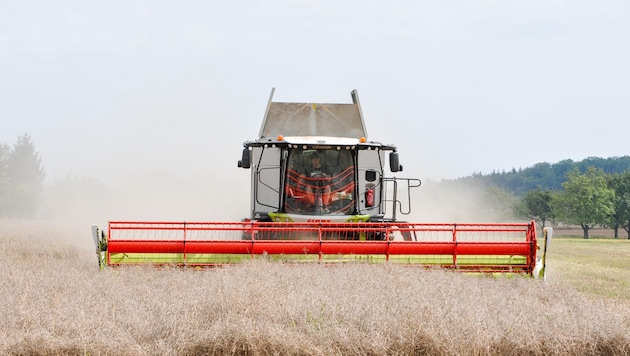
[1,220,630,355]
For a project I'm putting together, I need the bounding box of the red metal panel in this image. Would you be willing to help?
[454,242,531,255]
[251,241,322,255]
[105,220,538,273]
[385,241,531,255]
[320,241,389,255]
[108,240,184,253]
[185,241,253,254]
[108,240,532,256]
[387,242,455,255]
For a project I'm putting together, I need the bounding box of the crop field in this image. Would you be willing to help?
[547,229,630,302]
[1,220,629,355]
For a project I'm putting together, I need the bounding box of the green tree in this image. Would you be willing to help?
[521,188,554,229]
[608,171,630,239]
[4,134,45,218]
[553,167,615,238]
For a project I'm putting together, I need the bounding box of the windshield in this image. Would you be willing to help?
[284,148,355,215]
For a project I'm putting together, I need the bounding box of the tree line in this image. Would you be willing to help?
[469,156,630,195]
[518,167,630,239]
[0,134,45,218]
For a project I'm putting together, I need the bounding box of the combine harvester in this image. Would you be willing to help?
[92,89,551,278]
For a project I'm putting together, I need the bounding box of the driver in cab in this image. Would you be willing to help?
[302,151,332,207]
[304,152,328,178]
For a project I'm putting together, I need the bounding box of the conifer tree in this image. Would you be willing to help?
[4,134,45,218]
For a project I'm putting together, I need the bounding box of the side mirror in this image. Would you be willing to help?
[238,148,251,169]
[389,152,403,172]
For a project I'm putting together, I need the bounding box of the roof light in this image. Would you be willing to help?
[277,135,284,141]
[359,137,367,143]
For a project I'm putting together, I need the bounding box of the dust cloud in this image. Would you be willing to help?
[36,159,513,253]
[412,179,518,223]
[37,162,251,251]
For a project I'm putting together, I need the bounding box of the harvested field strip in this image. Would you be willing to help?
[547,237,630,301]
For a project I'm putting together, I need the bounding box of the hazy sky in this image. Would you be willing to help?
[2,1,629,183]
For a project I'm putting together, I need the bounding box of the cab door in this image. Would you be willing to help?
[356,149,384,217]
[251,146,281,218]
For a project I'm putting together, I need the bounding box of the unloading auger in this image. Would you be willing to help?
[91,89,551,277]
